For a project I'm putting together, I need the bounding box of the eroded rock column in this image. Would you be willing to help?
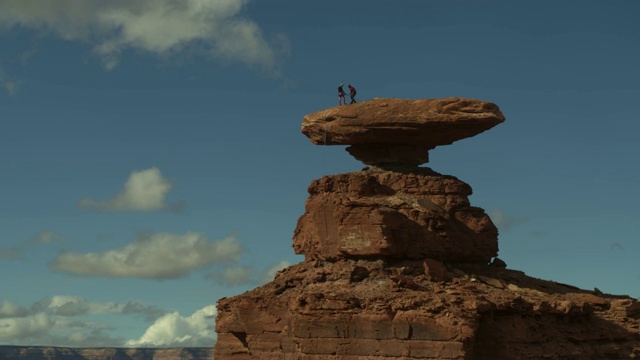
[214,98,640,360]
[293,167,497,263]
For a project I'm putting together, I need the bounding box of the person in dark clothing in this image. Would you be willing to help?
[348,84,357,104]
[338,83,346,105]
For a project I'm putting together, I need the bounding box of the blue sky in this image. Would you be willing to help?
[0,0,639,347]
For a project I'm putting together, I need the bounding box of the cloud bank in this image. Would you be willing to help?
[125,305,216,347]
[1,297,163,320]
[0,296,164,346]
[78,167,184,212]
[49,232,243,279]
[0,0,286,72]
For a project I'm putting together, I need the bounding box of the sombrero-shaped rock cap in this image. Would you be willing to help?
[301,97,505,165]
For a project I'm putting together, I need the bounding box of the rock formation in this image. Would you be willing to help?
[293,168,497,264]
[301,98,504,165]
[215,98,640,359]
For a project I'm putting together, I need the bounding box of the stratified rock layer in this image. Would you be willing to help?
[215,259,640,359]
[215,168,640,359]
[215,98,640,359]
[293,167,497,263]
[301,98,505,165]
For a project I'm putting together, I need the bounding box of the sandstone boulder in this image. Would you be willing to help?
[293,167,498,263]
[301,97,505,165]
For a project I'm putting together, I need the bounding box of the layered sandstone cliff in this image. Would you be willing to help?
[214,98,640,359]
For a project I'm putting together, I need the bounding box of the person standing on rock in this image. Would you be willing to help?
[338,83,347,105]
[348,84,357,104]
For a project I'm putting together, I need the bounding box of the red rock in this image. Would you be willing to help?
[215,99,640,359]
[476,275,504,289]
[390,274,426,290]
[489,257,507,268]
[611,299,640,318]
[301,97,505,165]
[293,167,498,263]
[215,260,640,359]
[423,258,449,282]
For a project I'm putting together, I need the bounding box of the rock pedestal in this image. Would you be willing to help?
[293,168,497,263]
[301,97,505,166]
[214,98,640,359]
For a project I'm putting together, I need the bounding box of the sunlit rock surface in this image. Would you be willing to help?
[215,98,640,360]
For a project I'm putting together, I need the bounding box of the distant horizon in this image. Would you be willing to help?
[0,345,213,349]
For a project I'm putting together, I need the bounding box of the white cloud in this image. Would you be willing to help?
[41,296,163,321]
[0,313,51,340]
[213,266,254,287]
[0,316,123,347]
[0,301,29,318]
[49,232,243,279]
[1,296,164,320]
[126,305,216,347]
[0,296,165,346]
[490,209,529,231]
[41,296,91,317]
[78,167,184,212]
[263,260,291,283]
[0,0,286,72]
[206,260,292,286]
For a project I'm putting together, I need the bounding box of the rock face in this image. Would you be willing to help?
[293,168,497,264]
[214,98,640,359]
[301,98,505,165]
[215,260,640,359]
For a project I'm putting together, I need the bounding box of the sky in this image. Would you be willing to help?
[0,0,639,348]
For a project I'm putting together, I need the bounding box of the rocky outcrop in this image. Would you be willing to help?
[0,347,213,360]
[293,167,497,264]
[214,98,640,359]
[301,98,505,165]
[215,260,640,359]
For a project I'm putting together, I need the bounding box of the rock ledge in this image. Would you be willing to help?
[301,97,505,165]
